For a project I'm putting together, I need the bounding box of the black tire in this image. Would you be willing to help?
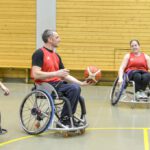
[55,96,86,126]
[110,75,126,105]
[73,96,87,125]
[20,90,54,135]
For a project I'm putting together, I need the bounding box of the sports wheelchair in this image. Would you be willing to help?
[19,82,88,136]
[110,73,150,106]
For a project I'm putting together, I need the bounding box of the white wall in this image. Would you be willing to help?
[36,0,56,48]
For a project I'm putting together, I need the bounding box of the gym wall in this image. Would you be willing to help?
[0,0,35,79]
[57,0,150,71]
[1,0,150,82]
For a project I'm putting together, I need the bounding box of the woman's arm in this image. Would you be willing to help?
[118,53,129,83]
[144,54,150,70]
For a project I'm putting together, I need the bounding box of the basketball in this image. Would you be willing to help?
[84,66,102,83]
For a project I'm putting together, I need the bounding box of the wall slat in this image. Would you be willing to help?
[0,0,36,68]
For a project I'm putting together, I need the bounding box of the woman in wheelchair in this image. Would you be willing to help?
[31,29,90,128]
[118,39,150,100]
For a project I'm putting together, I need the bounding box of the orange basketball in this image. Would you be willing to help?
[84,66,102,83]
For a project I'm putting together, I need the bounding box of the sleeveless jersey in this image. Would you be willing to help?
[34,47,62,83]
[125,52,148,72]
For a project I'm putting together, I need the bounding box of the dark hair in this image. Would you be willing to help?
[129,39,140,46]
[42,29,55,43]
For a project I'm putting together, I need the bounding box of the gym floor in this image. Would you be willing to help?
[0,83,150,150]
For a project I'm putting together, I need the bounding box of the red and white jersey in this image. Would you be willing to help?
[125,52,148,72]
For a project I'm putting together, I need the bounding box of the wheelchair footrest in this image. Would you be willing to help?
[0,128,7,135]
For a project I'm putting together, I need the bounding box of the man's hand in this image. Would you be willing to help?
[80,80,93,86]
[56,69,70,78]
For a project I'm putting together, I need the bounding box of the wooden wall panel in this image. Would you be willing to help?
[57,0,150,71]
[0,0,36,68]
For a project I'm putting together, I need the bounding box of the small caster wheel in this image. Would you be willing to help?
[80,129,85,134]
[63,132,69,137]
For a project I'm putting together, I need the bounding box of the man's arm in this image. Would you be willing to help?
[32,66,69,80]
[64,75,90,86]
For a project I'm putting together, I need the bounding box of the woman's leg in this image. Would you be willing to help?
[128,71,142,92]
[141,72,150,91]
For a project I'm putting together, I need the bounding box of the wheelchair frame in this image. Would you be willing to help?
[0,112,7,135]
[110,73,150,106]
[19,83,88,135]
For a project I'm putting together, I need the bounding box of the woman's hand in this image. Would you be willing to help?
[1,84,10,96]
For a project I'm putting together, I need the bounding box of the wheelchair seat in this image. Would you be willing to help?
[19,82,88,135]
[110,73,150,106]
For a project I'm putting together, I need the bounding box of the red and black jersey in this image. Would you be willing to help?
[31,47,64,83]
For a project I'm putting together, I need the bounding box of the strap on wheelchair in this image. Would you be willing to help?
[50,81,67,90]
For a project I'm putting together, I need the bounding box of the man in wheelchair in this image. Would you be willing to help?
[31,29,90,128]
[118,39,150,100]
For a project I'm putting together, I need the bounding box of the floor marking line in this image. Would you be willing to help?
[144,128,149,150]
[87,127,150,130]
[0,131,54,147]
[0,128,150,147]
[0,135,34,147]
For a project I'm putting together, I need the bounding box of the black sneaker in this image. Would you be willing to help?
[73,119,84,127]
[56,116,71,128]
[73,120,80,127]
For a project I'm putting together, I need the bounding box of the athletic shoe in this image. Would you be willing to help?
[135,91,143,100]
[56,116,71,128]
[140,91,148,99]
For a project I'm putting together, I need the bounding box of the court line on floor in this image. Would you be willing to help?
[144,128,149,150]
[0,127,149,149]
[87,127,149,150]
[0,131,55,147]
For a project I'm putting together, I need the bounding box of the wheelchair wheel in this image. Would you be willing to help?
[110,75,127,105]
[54,96,86,126]
[20,90,54,135]
[73,97,87,126]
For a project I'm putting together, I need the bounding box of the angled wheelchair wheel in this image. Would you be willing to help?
[54,97,65,120]
[110,75,127,105]
[54,96,87,126]
[20,90,54,135]
[73,96,87,126]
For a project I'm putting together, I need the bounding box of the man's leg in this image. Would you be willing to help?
[57,83,81,118]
